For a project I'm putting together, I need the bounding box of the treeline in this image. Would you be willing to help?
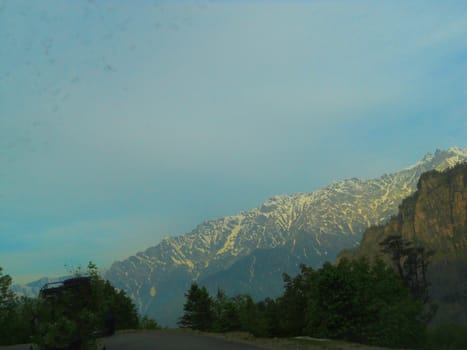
[0,263,159,346]
[178,258,426,348]
[178,236,456,348]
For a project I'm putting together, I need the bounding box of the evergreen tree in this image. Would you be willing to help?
[277,264,313,336]
[211,288,240,332]
[0,267,15,308]
[304,258,425,347]
[234,294,261,335]
[380,235,436,322]
[0,263,143,347]
[31,262,140,348]
[380,235,433,303]
[138,315,160,330]
[178,283,213,331]
[254,297,278,337]
[177,253,428,348]
[0,266,19,345]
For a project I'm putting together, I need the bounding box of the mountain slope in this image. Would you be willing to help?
[105,147,467,326]
[340,161,467,325]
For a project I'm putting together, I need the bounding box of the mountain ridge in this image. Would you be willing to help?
[11,148,467,324]
[104,147,467,325]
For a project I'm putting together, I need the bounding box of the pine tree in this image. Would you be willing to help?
[178,283,213,331]
[0,266,18,345]
[379,235,436,322]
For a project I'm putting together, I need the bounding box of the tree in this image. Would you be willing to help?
[211,288,240,332]
[380,235,436,322]
[83,261,139,332]
[0,266,15,312]
[276,265,313,336]
[256,297,280,337]
[139,315,160,330]
[0,263,143,347]
[0,266,19,345]
[302,258,425,347]
[31,262,140,349]
[380,235,433,302]
[176,256,427,347]
[178,283,213,331]
[234,294,261,335]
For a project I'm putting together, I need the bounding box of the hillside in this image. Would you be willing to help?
[340,162,467,325]
[103,148,467,326]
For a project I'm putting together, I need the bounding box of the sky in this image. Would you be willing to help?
[1,0,466,284]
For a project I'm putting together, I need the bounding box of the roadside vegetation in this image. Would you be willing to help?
[2,237,466,349]
[178,238,467,349]
[0,263,159,347]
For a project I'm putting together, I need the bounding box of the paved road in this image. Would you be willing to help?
[103,331,265,350]
[0,331,265,350]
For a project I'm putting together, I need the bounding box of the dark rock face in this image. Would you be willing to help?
[104,148,467,326]
[341,162,467,325]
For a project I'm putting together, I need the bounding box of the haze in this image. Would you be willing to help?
[1,0,466,283]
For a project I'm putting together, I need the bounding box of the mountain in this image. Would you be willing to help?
[339,161,466,325]
[11,276,70,297]
[103,147,467,326]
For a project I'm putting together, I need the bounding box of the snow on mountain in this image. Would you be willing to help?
[101,147,466,325]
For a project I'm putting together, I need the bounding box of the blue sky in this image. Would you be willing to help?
[1,0,466,283]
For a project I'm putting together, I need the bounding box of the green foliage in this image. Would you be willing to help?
[34,315,77,349]
[139,315,160,330]
[276,265,313,336]
[0,266,21,345]
[8,297,38,343]
[0,272,41,345]
[0,262,144,347]
[255,298,279,337]
[211,288,240,332]
[422,323,467,350]
[178,283,213,331]
[30,262,141,348]
[91,278,139,331]
[179,256,430,348]
[379,235,437,324]
[81,262,139,331]
[303,258,425,347]
[380,235,433,303]
[178,283,276,336]
[233,294,263,335]
[0,266,15,308]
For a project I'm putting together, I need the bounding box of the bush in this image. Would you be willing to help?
[422,323,467,350]
[139,315,160,330]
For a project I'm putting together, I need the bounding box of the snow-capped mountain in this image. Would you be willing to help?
[105,147,467,326]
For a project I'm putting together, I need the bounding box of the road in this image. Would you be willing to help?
[103,331,265,350]
[0,331,266,350]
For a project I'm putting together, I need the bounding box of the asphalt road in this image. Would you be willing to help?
[103,331,265,350]
[0,331,266,350]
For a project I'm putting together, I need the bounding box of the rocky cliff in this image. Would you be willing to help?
[340,162,466,324]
